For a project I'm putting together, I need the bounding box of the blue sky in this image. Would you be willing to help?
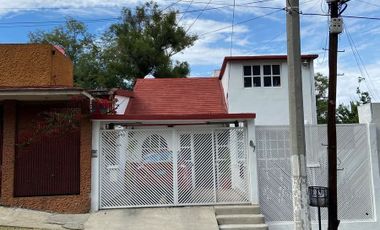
[0,0,379,104]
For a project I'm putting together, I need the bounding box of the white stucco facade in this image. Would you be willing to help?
[221,57,317,125]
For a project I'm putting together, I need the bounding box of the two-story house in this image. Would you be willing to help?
[90,54,319,212]
[219,55,318,125]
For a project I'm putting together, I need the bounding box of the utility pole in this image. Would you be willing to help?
[327,0,343,229]
[286,0,311,229]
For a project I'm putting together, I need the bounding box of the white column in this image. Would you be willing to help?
[354,104,380,229]
[246,119,259,204]
[172,129,179,205]
[90,120,101,212]
[367,124,380,225]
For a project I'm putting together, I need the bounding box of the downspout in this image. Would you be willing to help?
[81,90,95,112]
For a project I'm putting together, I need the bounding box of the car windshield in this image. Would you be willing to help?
[142,151,172,163]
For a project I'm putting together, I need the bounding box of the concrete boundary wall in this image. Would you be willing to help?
[256,123,380,230]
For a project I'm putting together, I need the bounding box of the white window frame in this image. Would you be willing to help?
[243,64,281,88]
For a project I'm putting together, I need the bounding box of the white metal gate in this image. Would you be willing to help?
[99,127,250,209]
[256,124,375,222]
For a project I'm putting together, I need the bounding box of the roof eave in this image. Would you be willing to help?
[91,113,256,123]
[0,88,93,101]
[218,54,319,79]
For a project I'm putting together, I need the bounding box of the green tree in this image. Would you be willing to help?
[29,17,94,66]
[314,73,371,124]
[28,2,198,88]
[315,73,329,124]
[28,17,107,88]
[336,102,359,123]
[107,1,197,80]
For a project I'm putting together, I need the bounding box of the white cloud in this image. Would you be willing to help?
[1,0,379,103]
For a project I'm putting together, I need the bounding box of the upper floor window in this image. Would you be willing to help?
[243,64,281,88]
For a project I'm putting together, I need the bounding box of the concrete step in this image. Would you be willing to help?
[215,205,261,215]
[219,223,269,230]
[216,214,265,225]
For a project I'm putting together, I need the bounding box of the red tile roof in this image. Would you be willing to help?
[125,78,228,115]
[91,113,256,121]
[219,54,319,79]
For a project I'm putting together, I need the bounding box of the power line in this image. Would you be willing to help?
[0,18,120,28]
[165,0,278,8]
[317,16,329,66]
[0,0,280,11]
[0,17,120,25]
[178,0,194,22]
[199,9,284,37]
[0,3,256,28]
[0,0,276,28]
[185,0,212,33]
[344,25,380,101]
[230,0,236,56]
[356,0,380,8]
[1,2,380,31]
[163,0,183,11]
[250,30,286,53]
[301,12,380,21]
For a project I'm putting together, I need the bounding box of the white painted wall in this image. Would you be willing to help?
[114,95,130,115]
[222,60,317,125]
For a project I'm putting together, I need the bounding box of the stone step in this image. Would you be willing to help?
[216,214,265,225]
[219,223,269,230]
[215,205,261,215]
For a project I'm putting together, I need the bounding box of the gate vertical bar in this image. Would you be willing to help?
[172,128,179,205]
[190,134,196,188]
[212,129,217,203]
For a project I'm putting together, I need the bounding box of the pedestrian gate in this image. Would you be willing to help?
[99,127,250,209]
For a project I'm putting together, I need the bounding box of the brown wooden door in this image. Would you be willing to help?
[0,106,3,197]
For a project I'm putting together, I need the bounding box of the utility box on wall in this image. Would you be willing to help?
[0,44,73,87]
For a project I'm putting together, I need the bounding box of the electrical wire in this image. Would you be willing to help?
[0,0,281,11]
[199,9,284,37]
[163,0,183,11]
[185,0,212,33]
[178,0,194,23]
[0,2,268,29]
[344,25,380,101]
[300,12,380,21]
[0,18,121,28]
[230,0,236,56]
[165,0,278,8]
[317,16,329,66]
[356,0,380,8]
[250,30,286,53]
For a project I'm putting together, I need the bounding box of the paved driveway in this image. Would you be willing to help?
[0,206,218,230]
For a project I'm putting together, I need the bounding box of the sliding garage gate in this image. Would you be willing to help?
[99,127,250,209]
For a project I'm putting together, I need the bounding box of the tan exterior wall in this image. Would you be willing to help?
[0,101,91,213]
[0,44,73,87]
[52,47,74,86]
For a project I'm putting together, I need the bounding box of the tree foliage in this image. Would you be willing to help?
[108,1,197,80]
[314,73,371,124]
[315,73,329,124]
[29,18,94,65]
[28,1,197,89]
[29,18,104,88]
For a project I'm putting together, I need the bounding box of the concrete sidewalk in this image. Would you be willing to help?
[0,206,219,230]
